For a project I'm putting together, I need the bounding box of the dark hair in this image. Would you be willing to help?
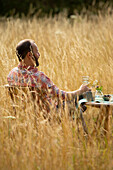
[16,40,33,61]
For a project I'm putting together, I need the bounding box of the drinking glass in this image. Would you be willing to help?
[82,76,89,85]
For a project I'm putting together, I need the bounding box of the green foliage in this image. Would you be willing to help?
[0,0,113,17]
[96,86,103,92]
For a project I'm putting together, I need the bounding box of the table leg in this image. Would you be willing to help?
[104,106,110,138]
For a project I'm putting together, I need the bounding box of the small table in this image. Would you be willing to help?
[86,101,113,138]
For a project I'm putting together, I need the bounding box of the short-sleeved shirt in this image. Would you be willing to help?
[7,64,66,107]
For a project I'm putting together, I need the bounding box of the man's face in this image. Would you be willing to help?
[32,43,40,67]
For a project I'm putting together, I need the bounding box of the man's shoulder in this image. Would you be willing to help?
[8,67,19,74]
[34,70,45,76]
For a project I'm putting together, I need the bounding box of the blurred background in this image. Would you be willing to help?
[0,0,113,17]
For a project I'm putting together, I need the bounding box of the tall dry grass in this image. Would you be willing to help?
[0,11,113,170]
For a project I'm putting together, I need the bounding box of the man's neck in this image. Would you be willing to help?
[19,61,35,67]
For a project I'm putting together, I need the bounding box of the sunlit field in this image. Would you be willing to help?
[0,10,113,170]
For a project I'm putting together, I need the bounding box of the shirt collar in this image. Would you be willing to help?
[18,63,38,72]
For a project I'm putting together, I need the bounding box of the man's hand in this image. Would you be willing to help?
[79,84,91,94]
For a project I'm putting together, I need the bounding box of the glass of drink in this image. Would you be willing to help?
[82,76,89,85]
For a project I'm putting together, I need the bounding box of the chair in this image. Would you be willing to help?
[4,84,51,116]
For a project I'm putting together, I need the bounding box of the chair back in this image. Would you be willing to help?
[5,84,50,114]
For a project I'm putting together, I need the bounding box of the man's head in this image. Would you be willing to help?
[16,39,40,67]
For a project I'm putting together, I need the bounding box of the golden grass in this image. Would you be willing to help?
[0,11,113,170]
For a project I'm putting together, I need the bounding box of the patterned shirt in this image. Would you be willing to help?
[7,64,66,107]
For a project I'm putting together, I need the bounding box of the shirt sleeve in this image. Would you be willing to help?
[40,72,66,100]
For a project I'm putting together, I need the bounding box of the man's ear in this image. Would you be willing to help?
[27,52,32,58]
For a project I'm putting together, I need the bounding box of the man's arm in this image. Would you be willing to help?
[66,84,91,100]
[40,72,90,101]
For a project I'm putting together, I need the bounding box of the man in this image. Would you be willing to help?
[7,39,90,111]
